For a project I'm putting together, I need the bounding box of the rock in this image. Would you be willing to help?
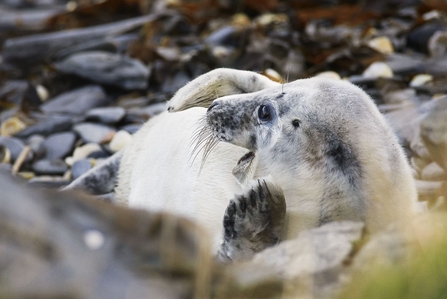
[42,132,77,159]
[414,179,443,197]
[71,158,93,180]
[0,162,12,172]
[2,15,156,64]
[0,136,26,161]
[410,74,433,87]
[35,84,49,102]
[109,130,132,152]
[86,107,126,124]
[407,22,447,54]
[0,80,28,106]
[421,162,445,181]
[73,123,116,144]
[0,116,26,136]
[0,145,11,163]
[386,53,424,75]
[55,51,149,90]
[40,85,109,115]
[120,124,142,134]
[14,115,73,138]
[32,158,68,175]
[249,221,364,298]
[126,102,167,121]
[315,71,341,80]
[420,97,447,169]
[87,150,110,159]
[27,134,46,158]
[362,62,393,79]
[27,175,71,188]
[428,30,447,58]
[66,143,103,165]
[367,36,394,54]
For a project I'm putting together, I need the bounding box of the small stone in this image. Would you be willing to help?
[36,84,49,102]
[67,143,102,165]
[410,74,433,87]
[428,31,447,58]
[17,171,35,180]
[27,135,46,158]
[0,136,26,161]
[28,176,70,188]
[421,162,445,181]
[120,124,141,134]
[55,51,149,90]
[315,71,341,80]
[1,117,26,136]
[15,115,73,138]
[263,68,283,82]
[73,123,116,144]
[42,132,77,159]
[86,107,126,124]
[41,85,109,115]
[87,150,110,159]
[83,229,105,250]
[362,62,393,79]
[0,145,11,163]
[367,36,394,54]
[109,130,132,153]
[71,158,92,180]
[0,163,12,172]
[33,159,68,175]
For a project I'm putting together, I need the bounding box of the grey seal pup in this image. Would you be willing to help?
[115,68,418,260]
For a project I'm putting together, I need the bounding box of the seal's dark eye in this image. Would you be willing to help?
[292,119,301,128]
[258,104,273,122]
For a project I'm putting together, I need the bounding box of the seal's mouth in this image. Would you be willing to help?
[237,151,255,166]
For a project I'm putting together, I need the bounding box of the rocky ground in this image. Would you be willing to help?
[1,0,447,298]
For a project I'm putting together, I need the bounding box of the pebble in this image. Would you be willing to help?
[15,115,73,138]
[421,162,445,181]
[86,107,126,124]
[109,130,133,152]
[0,116,26,136]
[66,143,102,165]
[55,51,150,90]
[0,136,27,161]
[17,171,35,180]
[42,132,76,159]
[410,74,433,87]
[87,150,110,159]
[120,124,142,134]
[428,30,447,58]
[71,158,93,180]
[367,36,394,54]
[33,159,68,175]
[73,123,116,144]
[362,62,393,79]
[0,145,11,163]
[36,84,49,102]
[27,134,46,158]
[28,176,70,188]
[315,71,341,80]
[0,163,12,172]
[40,85,109,115]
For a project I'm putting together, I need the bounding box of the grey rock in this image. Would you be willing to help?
[87,150,110,159]
[55,51,149,90]
[27,134,45,158]
[72,158,92,180]
[420,97,447,169]
[2,15,157,64]
[32,159,68,175]
[86,106,126,124]
[41,132,76,159]
[0,136,28,161]
[386,53,424,75]
[41,85,109,115]
[73,122,116,144]
[15,115,73,138]
[28,175,70,188]
[120,124,142,134]
[421,162,445,181]
[0,80,28,106]
[126,102,167,121]
[0,163,12,172]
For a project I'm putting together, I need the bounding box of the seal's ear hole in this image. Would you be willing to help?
[292,119,301,128]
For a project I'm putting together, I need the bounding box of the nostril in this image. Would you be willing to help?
[207,102,218,112]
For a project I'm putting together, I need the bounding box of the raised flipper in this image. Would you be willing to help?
[218,179,286,262]
[167,68,280,112]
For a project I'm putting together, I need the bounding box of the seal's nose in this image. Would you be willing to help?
[207,102,218,112]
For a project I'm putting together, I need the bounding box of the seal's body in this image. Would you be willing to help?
[116,69,417,253]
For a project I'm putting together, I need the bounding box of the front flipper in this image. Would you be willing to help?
[218,179,286,262]
[167,68,280,112]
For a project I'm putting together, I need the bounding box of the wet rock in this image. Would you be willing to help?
[41,85,109,115]
[367,36,394,54]
[420,97,447,169]
[87,150,110,159]
[55,51,149,90]
[27,134,45,158]
[407,22,447,54]
[66,143,102,165]
[27,175,71,188]
[386,54,424,75]
[421,162,445,181]
[15,115,73,138]
[32,158,68,175]
[362,62,393,79]
[410,74,433,87]
[73,123,116,144]
[0,80,28,106]
[109,130,132,152]
[0,136,26,161]
[0,116,26,136]
[72,158,93,180]
[42,132,76,159]
[86,106,125,124]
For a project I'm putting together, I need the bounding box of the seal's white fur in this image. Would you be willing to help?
[116,69,417,251]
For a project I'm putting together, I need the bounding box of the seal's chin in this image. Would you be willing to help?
[232,151,256,186]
